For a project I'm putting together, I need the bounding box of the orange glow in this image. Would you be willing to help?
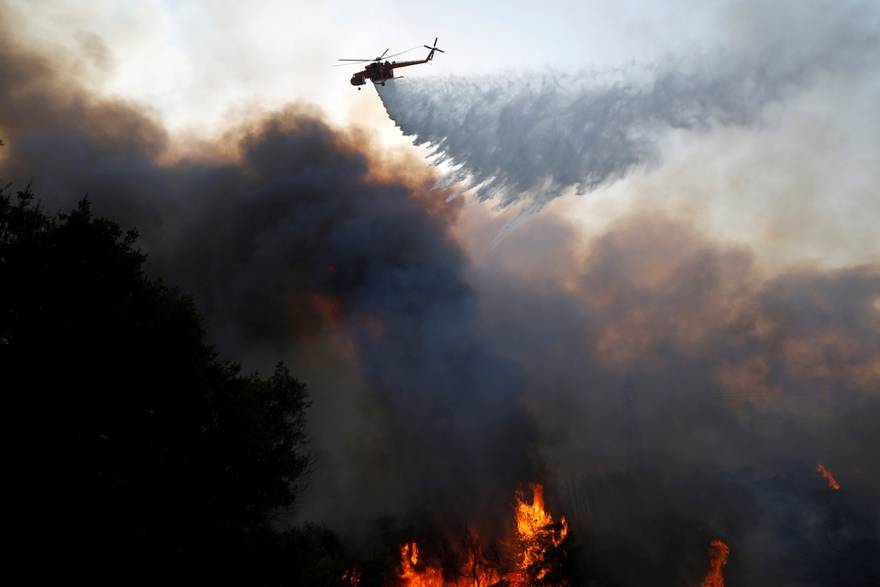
[341,566,361,586]
[399,542,443,587]
[513,483,569,583]
[459,547,501,587]
[701,539,730,587]
[817,463,841,490]
[310,293,343,327]
[398,540,500,587]
[515,483,557,537]
[398,483,569,586]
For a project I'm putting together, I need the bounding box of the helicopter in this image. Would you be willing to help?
[337,37,444,89]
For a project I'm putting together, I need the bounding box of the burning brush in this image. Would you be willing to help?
[395,483,571,586]
[817,463,841,491]
[700,539,730,587]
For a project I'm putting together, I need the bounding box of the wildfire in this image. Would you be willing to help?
[513,484,569,583]
[310,293,343,327]
[342,566,362,586]
[397,483,569,586]
[397,539,501,587]
[700,539,730,587]
[399,542,443,587]
[817,463,841,490]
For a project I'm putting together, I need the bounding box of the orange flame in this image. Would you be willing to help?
[700,539,730,587]
[398,539,500,587]
[341,566,361,586]
[399,542,444,587]
[817,463,841,490]
[513,483,569,583]
[397,483,568,586]
[460,548,501,587]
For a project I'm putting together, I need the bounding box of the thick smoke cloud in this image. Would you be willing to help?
[377,0,879,210]
[3,3,880,584]
[473,211,880,585]
[0,20,535,538]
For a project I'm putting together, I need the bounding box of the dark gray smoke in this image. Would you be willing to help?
[0,20,535,539]
[3,3,879,584]
[377,0,879,210]
[472,211,880,585]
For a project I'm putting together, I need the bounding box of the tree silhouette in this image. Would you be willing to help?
[2,185,342,583]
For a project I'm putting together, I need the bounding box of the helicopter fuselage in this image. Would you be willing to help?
[350,58,429,87]
[342,39,443,89]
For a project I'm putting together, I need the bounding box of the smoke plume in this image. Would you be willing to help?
[3,2,880,584]
[0,17,535,539]
[470,208,880,584]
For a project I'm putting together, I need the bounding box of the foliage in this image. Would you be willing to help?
[1,185,344,582]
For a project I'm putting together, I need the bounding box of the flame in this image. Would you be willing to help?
[398,540,500,587]
[817,463,841,490]
[700,539,730,587]
[460,548,501,587]
[341,566,362,586]
[399,542,444,587]
[397,483,568,586]
[513,483,569,583]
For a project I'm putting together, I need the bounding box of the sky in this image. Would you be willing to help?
[8,0,723,131]
[6,0,878,271]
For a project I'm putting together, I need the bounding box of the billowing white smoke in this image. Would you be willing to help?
[376,2,878,210]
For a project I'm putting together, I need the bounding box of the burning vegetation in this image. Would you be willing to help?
[700,539,730,587]
[395,484,570,586]
[817,463,841,491]
[343,567,363,586]
[399,542,447,586]
[513,484,570,584]
[4,10,880,584]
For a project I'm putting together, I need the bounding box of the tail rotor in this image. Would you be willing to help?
[424,37,445,61]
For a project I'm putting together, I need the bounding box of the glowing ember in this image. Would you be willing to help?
[817,463,841,490]
[341,566,362,586]
[701,539,730,587]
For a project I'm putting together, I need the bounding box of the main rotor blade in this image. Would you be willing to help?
[333,62,368,67]
[378,48,389,59]
[338,58,372,62]
[385,46,421,59]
